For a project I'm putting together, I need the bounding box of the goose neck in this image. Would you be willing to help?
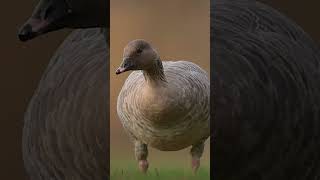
[143,58,167,86]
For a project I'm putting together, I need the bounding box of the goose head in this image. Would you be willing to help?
[116,40,160,75]
[18,0,108,42]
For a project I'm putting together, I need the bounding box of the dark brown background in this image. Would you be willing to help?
[1,1,320,179]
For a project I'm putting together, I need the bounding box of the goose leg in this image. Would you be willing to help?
[134,141,149,173]
[190,141,205,173]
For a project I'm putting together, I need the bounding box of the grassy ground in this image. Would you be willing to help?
[111,166,210,180]
[110,138,210,179]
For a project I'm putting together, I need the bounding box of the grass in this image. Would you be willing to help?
[110,165,210,180]
[110,143,210,179]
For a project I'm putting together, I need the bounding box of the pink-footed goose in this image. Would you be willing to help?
[116,39,210,173]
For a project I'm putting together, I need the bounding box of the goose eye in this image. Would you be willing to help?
[137,49,143,54]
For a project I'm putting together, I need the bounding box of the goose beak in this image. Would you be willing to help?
[18,0,69,42]
[18,18,51,42]
[115,67,127,75]
[116,58,135,75]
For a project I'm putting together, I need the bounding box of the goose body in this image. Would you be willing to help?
[212,0,320,179]
[117,60,210,151]
[116,39,209,172]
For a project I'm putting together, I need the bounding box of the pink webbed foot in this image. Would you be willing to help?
[192,158,200,173]
[139,159,149,173]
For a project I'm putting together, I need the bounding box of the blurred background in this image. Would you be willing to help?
[2,0,320,179]
[110,0,211,171]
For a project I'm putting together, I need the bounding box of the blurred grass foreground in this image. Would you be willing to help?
[111,165,210,180]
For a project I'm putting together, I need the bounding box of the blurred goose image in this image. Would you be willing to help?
[18,0,109,179]
[213,0,320,179]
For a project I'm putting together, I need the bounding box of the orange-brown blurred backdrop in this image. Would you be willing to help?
[110,0,210,169]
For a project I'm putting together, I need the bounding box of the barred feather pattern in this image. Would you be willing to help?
[212,0,320,179]
[117,60,210,151]
[22,28,109,180]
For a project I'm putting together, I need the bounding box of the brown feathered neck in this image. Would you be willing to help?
[143,57,167,86]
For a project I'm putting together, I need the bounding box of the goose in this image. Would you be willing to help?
[212,0,320,179]
[18,0,109,179]
[116,39,210,173]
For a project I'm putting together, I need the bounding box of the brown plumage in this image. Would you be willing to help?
[116,39,210,173]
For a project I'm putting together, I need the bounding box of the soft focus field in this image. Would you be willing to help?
[110,140,210,179]
[110,1,210,179]
[110,165,209,180]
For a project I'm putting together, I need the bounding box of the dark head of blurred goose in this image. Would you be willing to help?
[18,0,108,41]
